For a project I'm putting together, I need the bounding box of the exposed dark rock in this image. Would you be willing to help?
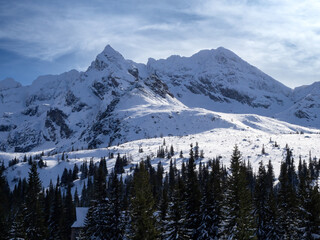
[26,94,51,107]
[94,58,108,71]
[219,87,252,105]
[6,129,42,152]
[144,74,174,98]
[185,84,202,94]
[65,91,79,106]
[45,119,56,141]
[14,144,38,153]
[46,108,72,138]
[208,93,223,102]
[128,67,139,80]
[91,81,106,100]
[72,102,87,112]
[21,106,38,116]
[295,110,310,119]
[99,98,120,120]
[107,75,120,88]
[0,124,16,132]
[87,117,121,149]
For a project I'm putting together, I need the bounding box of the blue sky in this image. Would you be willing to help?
[1,0,320,88]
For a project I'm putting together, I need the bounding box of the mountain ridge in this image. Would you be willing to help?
[0,45,319,153]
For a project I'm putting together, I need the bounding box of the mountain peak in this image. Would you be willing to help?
[0,77,22,90]
[99,44,124,61]
[190,47,240,62]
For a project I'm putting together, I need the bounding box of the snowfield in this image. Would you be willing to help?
[2,113,320,192]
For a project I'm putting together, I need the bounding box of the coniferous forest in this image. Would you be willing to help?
[0,144,320,240]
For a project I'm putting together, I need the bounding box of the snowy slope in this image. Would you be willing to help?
[2,125,320,192]
[276,82,320,127]
[0,45,319,153]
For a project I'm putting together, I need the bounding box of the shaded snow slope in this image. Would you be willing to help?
[0,78,22,90]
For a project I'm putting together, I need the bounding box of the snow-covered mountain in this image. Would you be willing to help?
[147,47,292,115]
[0,45,319,153]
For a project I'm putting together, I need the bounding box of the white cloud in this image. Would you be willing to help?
[1,0,320,87]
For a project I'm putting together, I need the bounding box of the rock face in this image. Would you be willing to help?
[0,45,319,152]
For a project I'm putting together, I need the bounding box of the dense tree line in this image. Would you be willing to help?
[0,144,320,239]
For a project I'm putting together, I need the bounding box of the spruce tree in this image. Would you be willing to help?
[222,145,241,238]
[237,164,256,239]
[88,158,95,176]
[222,145,256,239]
[194,142,199,160]
[24,162,47,240]
[0,168,10,240]
[72,164,79,180]
[168,159,176,193]
[115,153,125,174]
[170,145,174,157]
[185,146,201,238]
[130,161,158,240]
[81,198,112,240]
[254,161,269,239]
[264,160,280,239]
[63,185,76,239]
[197,163,220,240]
[163,175,189,240]
[82,160,111,240]
[309,185,320,238]
[80,161,88,180]
[48,185,64,240]
[74,188,80,207]
[277,153,299,239]
[10,207,26,240]
[298,159,320,239]
[108,171,125,239]
[160,175,169,224]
